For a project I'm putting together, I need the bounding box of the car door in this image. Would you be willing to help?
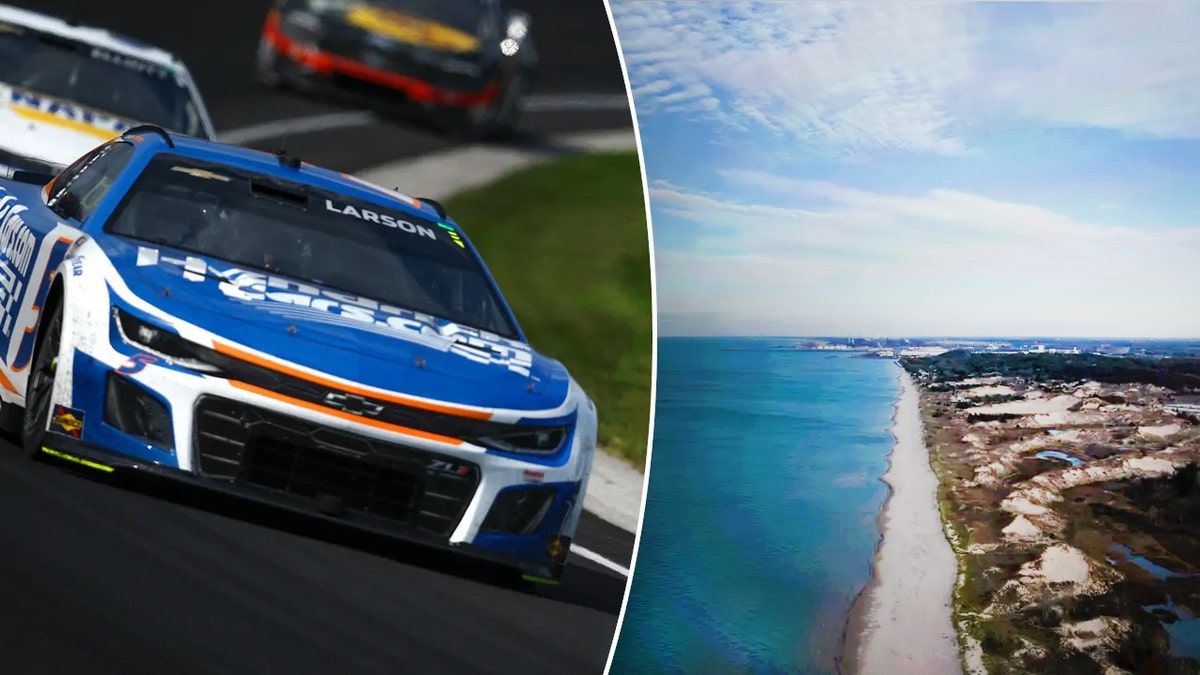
[0,140,136,397]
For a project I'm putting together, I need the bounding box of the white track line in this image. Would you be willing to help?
[571,544,630,577]
[219,110,379,145]
[218,93,630,145]
[523,93,631,112]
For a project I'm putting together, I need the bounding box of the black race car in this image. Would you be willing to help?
[255,0,537,137]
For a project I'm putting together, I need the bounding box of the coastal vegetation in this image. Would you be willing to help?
[904,350,1200,393]
[902,353,1200,674]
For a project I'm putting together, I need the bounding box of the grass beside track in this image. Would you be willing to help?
[444,151,652,469]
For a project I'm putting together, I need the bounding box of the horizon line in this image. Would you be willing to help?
[657,335,1200,342]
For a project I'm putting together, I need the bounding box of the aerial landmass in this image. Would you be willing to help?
[898,347,1200,674]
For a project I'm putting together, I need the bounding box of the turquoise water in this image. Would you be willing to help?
[610,337,900,674]
[1167,617,1200,659]
[1113,544,1186,580]
[1144,600,1200,659]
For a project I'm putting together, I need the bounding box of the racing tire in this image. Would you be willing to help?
[442,71,530,141]
[491,70,532,139]
[254,35,284,89]
[21,301,63,459]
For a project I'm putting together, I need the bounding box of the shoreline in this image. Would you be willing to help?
[836,364,960,675]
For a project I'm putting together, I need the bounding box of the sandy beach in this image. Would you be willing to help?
[838,365,961,675]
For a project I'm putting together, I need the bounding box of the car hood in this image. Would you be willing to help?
[0,82,133,169]
[316,1,482,53]
[104,239,571,412]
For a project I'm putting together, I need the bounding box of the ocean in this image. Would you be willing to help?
[609,337,902,674]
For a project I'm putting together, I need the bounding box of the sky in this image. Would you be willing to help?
[611,0,1200,339]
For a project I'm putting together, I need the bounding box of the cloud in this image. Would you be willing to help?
[612,0,1200,156]
[981,3,1200,140]
[651,177,1200,337]
[612,1,979,157]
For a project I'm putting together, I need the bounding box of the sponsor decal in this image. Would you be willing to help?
[50,404,86,438]
[171,166,231,182]
[135,247,536,376]
[523,469,545,483]
[10,236,76,370]
[546,536,566,561]
[344,6,481,53]
[70,257,84,276]
[0,189,35,339]
[89,47,175,82]
[324,199,438,240]
[437,222,465,249]
[7,88,132,137]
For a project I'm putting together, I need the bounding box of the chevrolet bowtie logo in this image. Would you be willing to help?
[324,392,385,417]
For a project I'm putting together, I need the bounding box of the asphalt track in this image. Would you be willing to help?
[0,1,638,672]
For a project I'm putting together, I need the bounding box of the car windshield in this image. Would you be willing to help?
[0,22,203,136]
[105,154,518,339]
[376,0,488,35]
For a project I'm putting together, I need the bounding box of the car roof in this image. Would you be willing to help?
[124,130,451,224]
[0,3,185,70]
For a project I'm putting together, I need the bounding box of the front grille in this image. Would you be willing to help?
[193,396,479,536]
[207,347,565,449]
[321,33,426,78]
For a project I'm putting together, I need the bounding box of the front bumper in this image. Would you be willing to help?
[261,11,500,109]
[54,335,584,582]
[37,432,571,581]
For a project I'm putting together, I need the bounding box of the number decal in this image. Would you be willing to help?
[117,353,159,375]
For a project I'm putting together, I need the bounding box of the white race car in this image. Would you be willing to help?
[0,4,216,175]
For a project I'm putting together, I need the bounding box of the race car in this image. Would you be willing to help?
[0,4,216,176]
[0,125,596,585]
[255,0,538,137]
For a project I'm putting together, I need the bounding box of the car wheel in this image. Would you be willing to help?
[441,78,511,141]
[492,70,530,137]
[22,302,63,458]
[445,105,497,142]
[255,35,284,89]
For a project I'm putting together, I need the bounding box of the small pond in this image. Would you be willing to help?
[1034,450,1082,466]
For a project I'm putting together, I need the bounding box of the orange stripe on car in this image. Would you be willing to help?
[228,380,463,446]
[0,369,18,394]
[212,341,494,421]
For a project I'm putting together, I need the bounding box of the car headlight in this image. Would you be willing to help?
[478,426,569,455]
[113,307,225,375]
[506,17,528,40]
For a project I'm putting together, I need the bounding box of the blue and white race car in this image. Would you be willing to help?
[0,125,596,584]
